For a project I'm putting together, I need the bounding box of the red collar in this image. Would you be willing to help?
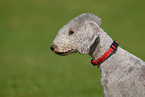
[91,40,119,66]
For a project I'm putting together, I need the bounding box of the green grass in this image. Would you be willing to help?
[0,0,145,97]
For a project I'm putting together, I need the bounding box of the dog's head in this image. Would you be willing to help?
[50,13,101,55]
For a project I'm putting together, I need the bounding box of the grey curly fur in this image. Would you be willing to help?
[51,13,145,97]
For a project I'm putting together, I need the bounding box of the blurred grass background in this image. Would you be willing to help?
[0,0,145,97]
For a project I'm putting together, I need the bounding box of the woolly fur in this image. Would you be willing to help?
[51,13,145,97]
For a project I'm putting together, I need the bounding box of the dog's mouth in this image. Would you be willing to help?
[55,49,76,56]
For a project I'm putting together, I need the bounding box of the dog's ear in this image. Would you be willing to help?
[79,21,100,55]
[86,21,100,38]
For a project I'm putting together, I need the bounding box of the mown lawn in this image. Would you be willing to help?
[0,0,145,97]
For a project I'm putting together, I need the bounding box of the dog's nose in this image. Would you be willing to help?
[50,45,55,51]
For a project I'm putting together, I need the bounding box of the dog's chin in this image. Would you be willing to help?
[54,49,76,56]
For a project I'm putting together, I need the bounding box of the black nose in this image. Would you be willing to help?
[50,45,55,51]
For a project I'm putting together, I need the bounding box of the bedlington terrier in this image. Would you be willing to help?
[50,13,145,97]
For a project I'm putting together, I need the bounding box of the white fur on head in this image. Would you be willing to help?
[52,13,102,55]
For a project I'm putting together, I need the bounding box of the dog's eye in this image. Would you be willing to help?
[69,30,74,35]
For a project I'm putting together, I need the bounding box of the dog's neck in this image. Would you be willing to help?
[89,28,121,73]
[89,28,113,59]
